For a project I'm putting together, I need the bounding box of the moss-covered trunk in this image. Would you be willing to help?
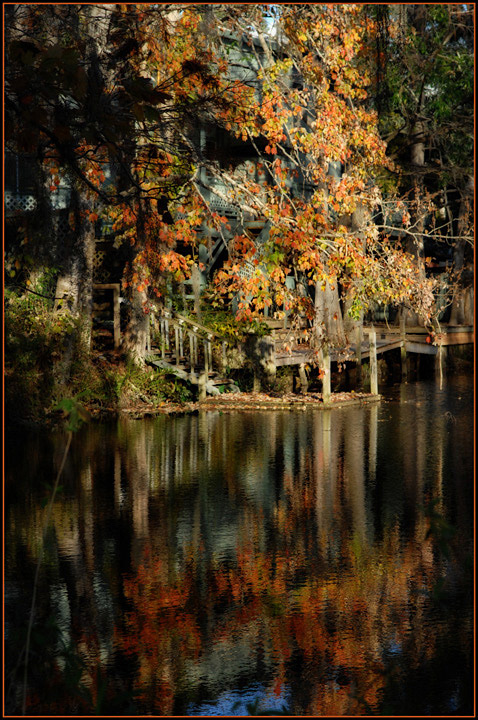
[54,183,95,382]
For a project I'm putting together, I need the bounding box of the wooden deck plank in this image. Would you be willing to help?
[435,331,474,345]
[273,325,473,366]
[405,341,437,355]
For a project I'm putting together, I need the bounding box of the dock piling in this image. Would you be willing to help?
[400,314,408,380]
[322,344,331,403]
[369,327,378,395]
[298,363,308,393]
[355,324,363,389]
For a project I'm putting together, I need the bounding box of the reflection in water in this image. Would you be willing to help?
[5,376,474,716]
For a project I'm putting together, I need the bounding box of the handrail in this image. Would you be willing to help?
[149,306,231,385]
[165,310,222,340]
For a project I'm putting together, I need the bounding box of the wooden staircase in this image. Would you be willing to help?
[145,356,239,396]
[146,309,241,396]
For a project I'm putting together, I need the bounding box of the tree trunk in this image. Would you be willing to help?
[339,202,368,341]
[400,118,427,328]
[449,175,474,325]
[462,286,474,325]
[398,7,429,328]
[121,199,150,363]
[121,286,150,363]
[314,276,346,348]
[448,240,466,325]
[342,293,363,338]
[54,183,95,382]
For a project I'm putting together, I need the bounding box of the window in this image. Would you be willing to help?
[5,152,37,194]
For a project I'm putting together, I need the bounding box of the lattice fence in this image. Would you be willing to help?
[93,249,112,282]
[4,193,37,213]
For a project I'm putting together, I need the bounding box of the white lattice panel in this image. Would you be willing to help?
[238,261,254,279]
[237,241,266,280]
[93,250,111,282]
[5,193,37,212]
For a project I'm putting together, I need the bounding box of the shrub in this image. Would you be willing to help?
[121,364,193,405]
[5,289,80,422]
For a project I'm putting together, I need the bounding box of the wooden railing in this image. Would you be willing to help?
[150,308,230,376]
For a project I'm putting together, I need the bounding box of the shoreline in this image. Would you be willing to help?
[90,390,382,420]
[6,389,383,431]
[6,391,382,430]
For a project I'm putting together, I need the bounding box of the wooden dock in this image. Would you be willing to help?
[363,325,474,356]
[274,324,474,366]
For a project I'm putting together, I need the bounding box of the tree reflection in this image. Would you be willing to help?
[4,383,474,715]
[110,405,471,715]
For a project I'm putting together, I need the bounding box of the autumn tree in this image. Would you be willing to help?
[199,4,437,351]
[5,3,256,361]
[5,3,472,367]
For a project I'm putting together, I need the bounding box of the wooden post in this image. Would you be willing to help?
[113,285,120,349]
[298,363,308,393]
[165,317,170,351]
[160,318,165,358]
[322,344,331,403]
[188,331,194,370]
[355,324,362,389]
[206,335,213,369]
[369,327,378,395]
[175,326,180,366]
[198,371,207,401]
[222,341,228,373]
[190,330,194,366]
[178,323,184,359]
[203,339,209,375]
[400,313,408,380]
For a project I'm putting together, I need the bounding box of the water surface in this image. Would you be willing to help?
[5,375,474,715]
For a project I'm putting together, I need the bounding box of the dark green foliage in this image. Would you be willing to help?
[370,4,473,178]
[5,286,195,426]
[4,289,78,422]
[124,363,194,405]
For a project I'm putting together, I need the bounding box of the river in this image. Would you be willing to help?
[4,374,474,716]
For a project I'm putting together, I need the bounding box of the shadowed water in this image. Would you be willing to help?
[5,375,474,715]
